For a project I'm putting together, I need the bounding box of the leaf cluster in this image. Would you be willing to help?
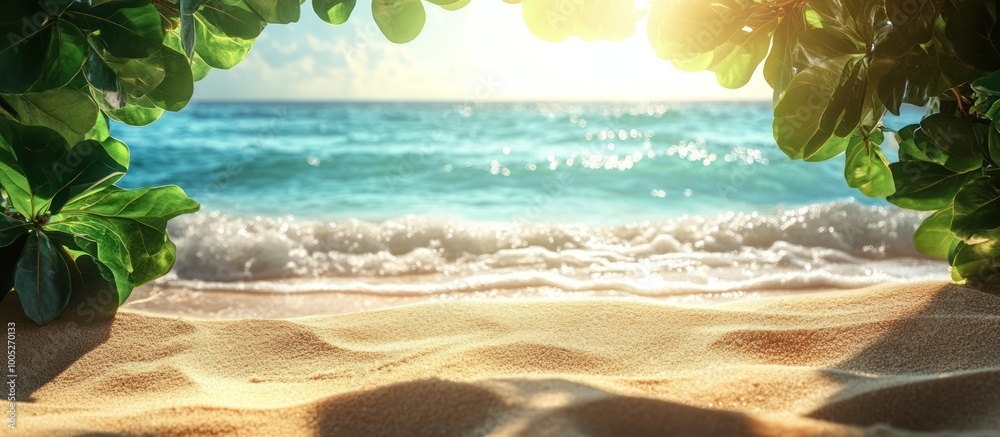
[649,0,1000,285]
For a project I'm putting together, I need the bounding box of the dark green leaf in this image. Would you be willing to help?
[0,120,68,217]
[0,23,52,93]
[181,0,210,58]
[0,119,128,218]
[65,0,165,59]
[953,178,1000,243]
[59,249,119,320]
[919,114,988,160]
[945,0,1000,71]
[773,54,857,160]
[146,47,195,112]
[877,0,942,57]
[32,21,89,91]
[887,160,977,210]
[15,232,72,325]
[200,0,267,39]
[0,235,25,297]
[0,214,28,248]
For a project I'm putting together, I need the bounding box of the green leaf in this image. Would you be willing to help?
[59,250,120,321]
[1,89,99,144]
[84,39,169,112]
[31,21,89,91]
[0,120,68,217]
[195,15,255,69]
[0,214,28,248]
[245,0,301,24]
[51,185,200,287]
[764,12,803,100]
[773,54,857,160]
[181,0,210,58]
[953,178,1000,243]
[15,232,72,326]
[0,22,52,93]
[438,0,470,11]
[887,161,977,210]
[913,206,959,259]
[950,240,1000,283]
[805,134,851,162]
[877,0,942,57]
[65,0,165,59]
[0,235,25,297]
[919,114,988,161]
[844,129,894,197]
[0,119,128,218]
[524,0,635,43]
[372,0,426,44]
[91,89,165,126]
[648,0,756,60]
[945,0,1000,71]
[973,70,1000,96]
[896,123,982,173]
[314,0,356,24]
[200,0,267,39]
[146,47,195,112]
[45,223,133,304]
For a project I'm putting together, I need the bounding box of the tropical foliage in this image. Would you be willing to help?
[645,0,1000,285]
[2,0,998,324]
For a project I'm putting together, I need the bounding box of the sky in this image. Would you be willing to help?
[193,0,774,102]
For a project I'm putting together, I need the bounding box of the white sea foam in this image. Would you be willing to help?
[160,200,948,295]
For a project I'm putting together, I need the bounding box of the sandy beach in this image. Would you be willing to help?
[5,281,999,436]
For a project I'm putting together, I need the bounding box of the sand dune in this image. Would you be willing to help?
[5,282,1000,436]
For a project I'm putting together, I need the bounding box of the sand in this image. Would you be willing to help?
[3,281,999,436]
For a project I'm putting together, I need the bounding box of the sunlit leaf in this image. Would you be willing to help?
[844,129,894,197]
[525,0,635,42]
[372,0,426,44]
[913,206,959,259]
[314,0,356,24]
[195,14,256,69]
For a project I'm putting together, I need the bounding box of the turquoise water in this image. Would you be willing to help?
[113,102,947,308]
[115,102,914,223]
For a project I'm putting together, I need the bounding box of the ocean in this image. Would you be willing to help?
[113,101,949,315]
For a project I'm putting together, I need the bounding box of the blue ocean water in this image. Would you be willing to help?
[113,102,948,314]
[115,102,916,223]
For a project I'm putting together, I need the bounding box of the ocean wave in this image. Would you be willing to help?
[160,200,949,294]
